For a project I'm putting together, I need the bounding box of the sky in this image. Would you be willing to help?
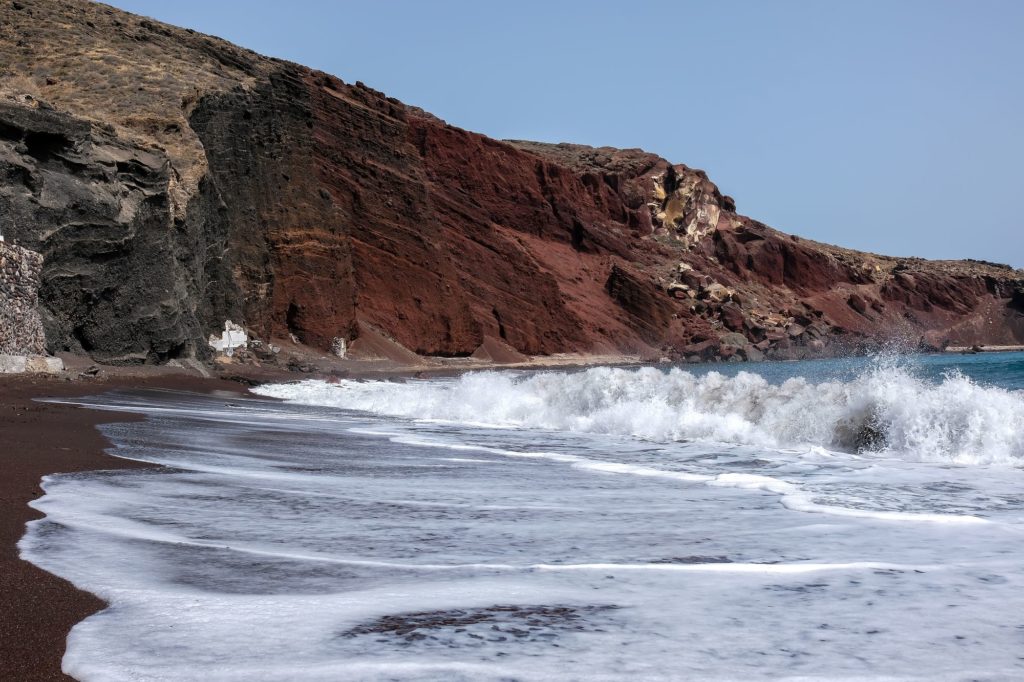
[108,0,1024,267]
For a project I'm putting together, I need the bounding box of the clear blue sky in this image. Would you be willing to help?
[109,0,1024,267]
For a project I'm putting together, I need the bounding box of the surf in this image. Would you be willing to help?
[255,359,1024,465]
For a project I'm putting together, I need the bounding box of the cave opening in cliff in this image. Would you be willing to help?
[71,326,94,353]
[23,130,70,162]
[0,121,21,143]
[286,301,303,339]
[571,218,586,252]
[153,341,188,364]
[492,307,507,341]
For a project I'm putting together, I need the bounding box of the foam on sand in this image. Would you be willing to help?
[20,358,1024,679]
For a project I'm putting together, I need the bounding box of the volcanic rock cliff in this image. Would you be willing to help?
[1,0,1022,364]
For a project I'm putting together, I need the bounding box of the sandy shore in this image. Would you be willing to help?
[0,349,644,680]
[0,371,253,681]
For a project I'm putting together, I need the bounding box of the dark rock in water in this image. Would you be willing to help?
[651,555,733,564]
[2,0,1023,365]
[339,604,621,647]
[854,417,888,453]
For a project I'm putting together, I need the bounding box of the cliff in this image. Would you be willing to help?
[1,0,1022,364]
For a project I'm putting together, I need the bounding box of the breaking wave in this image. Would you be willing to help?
[255,363,1024,465]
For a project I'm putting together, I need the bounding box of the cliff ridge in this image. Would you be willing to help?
[2,0,1021,365]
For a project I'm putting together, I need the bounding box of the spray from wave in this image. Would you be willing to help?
[255,362,1024,465]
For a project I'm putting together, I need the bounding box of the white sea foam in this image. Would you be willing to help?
[255,364,1024,464]
[21,383,1024,680]
[367,430,986,524]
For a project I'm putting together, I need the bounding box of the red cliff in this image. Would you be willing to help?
[1,0,1022,364]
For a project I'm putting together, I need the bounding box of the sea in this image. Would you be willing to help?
[19,351,1024,681]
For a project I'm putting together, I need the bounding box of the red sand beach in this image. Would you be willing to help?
[0,352,631,680]
[0,373,247,681]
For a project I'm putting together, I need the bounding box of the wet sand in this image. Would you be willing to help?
[0,349,641,680]
[0,373,247,681]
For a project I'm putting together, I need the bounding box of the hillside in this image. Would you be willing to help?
[1,0,1022,364]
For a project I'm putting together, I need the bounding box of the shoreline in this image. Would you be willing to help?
[0,372,250,681]
[942,344,1024,353]
[4,346,1022,679]
[0,352,634,680]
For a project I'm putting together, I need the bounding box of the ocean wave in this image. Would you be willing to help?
[254,364,1024,465]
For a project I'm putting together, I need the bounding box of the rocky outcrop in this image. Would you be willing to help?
[0,238,63,373]
[1,0,1022,364]
[0,239,45,355]
[0,97,236,362]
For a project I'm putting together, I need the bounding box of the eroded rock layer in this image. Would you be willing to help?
[1,0,1022,363]
[0,239,45,355]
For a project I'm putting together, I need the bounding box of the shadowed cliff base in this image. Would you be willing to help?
[0,0,1021,370]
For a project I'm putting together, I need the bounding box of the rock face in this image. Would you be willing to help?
[0,239,46,355]
[1,0,1022,363]
[0,98,237,362]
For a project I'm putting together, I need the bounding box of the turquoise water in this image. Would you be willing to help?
[677,350,1024,391]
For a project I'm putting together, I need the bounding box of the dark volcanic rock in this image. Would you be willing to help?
[1,0,1022,364]
[1010,284,1024,312]
[0,99,236,362]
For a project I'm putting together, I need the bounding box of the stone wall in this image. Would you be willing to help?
[0,240,47,355]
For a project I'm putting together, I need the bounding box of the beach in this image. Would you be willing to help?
[0,372,247,680]
[2,1,1022,679]
[5,351,1024,680]
[0,351,639,680]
